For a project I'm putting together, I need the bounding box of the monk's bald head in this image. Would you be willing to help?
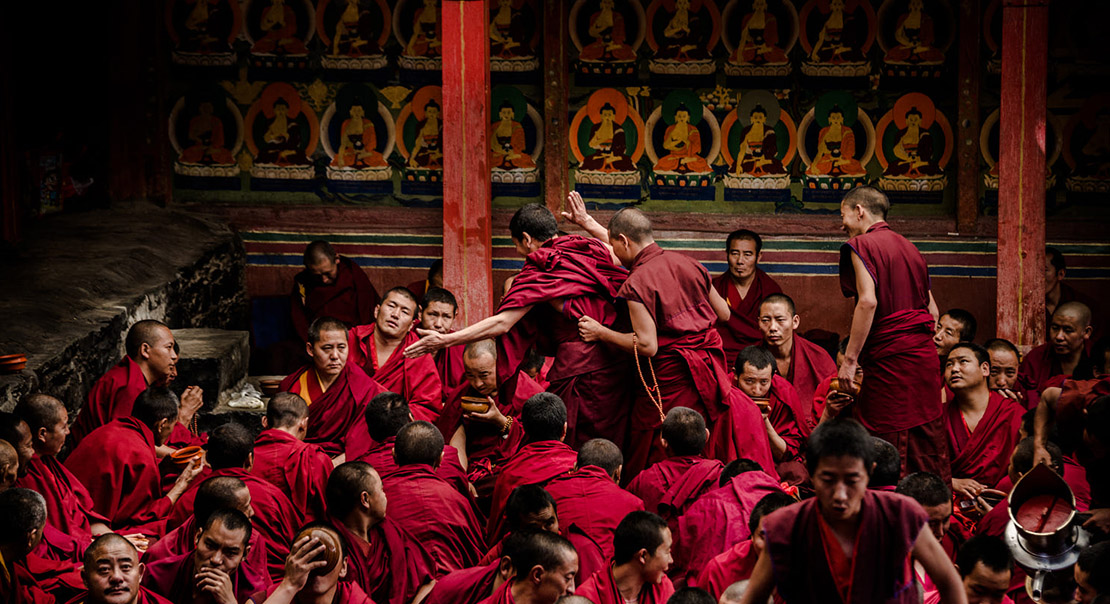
[0,440,18,492]
[662,406,708,456]
[266,392,308,429]
[557,597,595,604]
[0,488,46,554]
[195,476,252,524]
[82,533,144,603]
[124,319,172,359]
[464,339,498,363]
[326,462,384,521]
[394,421,444,467]
[206,422,254,471]
[0,412,33,477]
[841,186,890,220]
[576,438,623,480]
[508,529,577,578]
[15,393,65,432]
[364,392,411,441]
[303,240,337,265]
[1054,301,1092,329]
[608,207,654,244]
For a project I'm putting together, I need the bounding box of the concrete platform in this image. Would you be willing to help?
[172,328,250,411]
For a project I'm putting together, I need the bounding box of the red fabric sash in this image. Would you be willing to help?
[945,392,1023,488]
[576,564,676,604]
[348,326,443,421]
[280,362,383,457]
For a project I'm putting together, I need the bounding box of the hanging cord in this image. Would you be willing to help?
[631,332,666,423]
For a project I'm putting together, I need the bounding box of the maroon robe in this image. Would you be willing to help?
[64,587,175,604]
[16,455,109,553]
[778,335,838,429]
[577,564,676,604]
[143,515,271,589]
[424,562,500,604]
[253,580,374,604]
[713,268,784,365]
[348,325,444,422]
[333,517,436,604]
[477,580,518,604]
[691,539,758,599]
[706,387,780,481]
[762,491,927,604]
[279,362,384,457]
[626,456,723,517]
[1018,343,1094,411]
[436,343,467,396]
[945,392,1023,488]
[142,548,272,604]
[381,464,486,576]
[495,234,633,448]
[291,255,379,342]
[354,435,469,497]
[251,428,332,524]
[1056,377,1110,454]
[12,554,83,603]
[767,375,810,484]
[486,440,578,540]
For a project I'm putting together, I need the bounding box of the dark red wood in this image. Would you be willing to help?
[543,0,569,218]
[442,0,494,327]
[956,0,980,234]
[108,0,148,201]
[0,26,18,244]
[997,0,1048,351]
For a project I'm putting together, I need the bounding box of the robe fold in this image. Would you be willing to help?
[576,564,676,604]
[1055,377,1110,454]
[348,325,444,422]
[763,491,927,604]
[279,362,384,457]
[64,587,175,604]
[333,517,436,604]
[424,562,500,604]
[945,392,1023,488]
[250,428,332,524]
[142,548,272,604]
[143,515,272,590]
[380,464,486,576]
[354,435,469,497]
[626,456,723,517]
[713,269,784,365]
[253,581,375,604]
[544,465,644,572]
[435,344,467,395]
[706,388,780,481]
[486,440,578,541]
[1018,343,1094,411]
[291,255,379,343]
[691,539,758,599]
[767,375,810,484]
[778,335,838,429]
[14,554,83,603]
[477,580,517,604]
[16,455,109,553]
[567,525,607,586]
[70,356,149,446]
[36,525,83,563]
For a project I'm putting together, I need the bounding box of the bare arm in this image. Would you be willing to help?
[708,286,731,322]
[450,425,469,471]
[412,580,436,604]
[578,301,659,357]
[1032,387,1061,467]
[561,191,615,260]
[405,306,531,357]
[927,290,940,323]
[838,252,877,394]
[911,526,968,604]
[739,547,775,604]
[764,416,789,461]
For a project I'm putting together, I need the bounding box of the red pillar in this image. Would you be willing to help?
[997,0,1048,351]
[543,0,569,217]
[441,0,493,327]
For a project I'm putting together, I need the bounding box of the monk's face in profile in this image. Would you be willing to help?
[1045,254,1064,291]
[944,347,988,392]
[751,516,768,555]
[307,254,340,286]
[839,201,867,238]
[464,351,499,397]
[641,527,673,584]
[962,560,1011,604]
[812,455,870,522]
[143,326,179,387]
[1074,561,1100,604]
[726,237,760,282]
[0,445,17,491]
[236,487,256,519]
[735,362,773,400]
[193,519,249,576]
[375,292,417,340]
[759,302,799,347]
[520,504,560,533]
[308,329,349,377]
[988,348,1019,391]
[921,500,952,542]
[420,301,457,334]
[1049,311,1091,357]
[532,550,578,602]
[83,541,145,604]
[38,407,70,457]
[11,420,34,477]
[933,314,964,357]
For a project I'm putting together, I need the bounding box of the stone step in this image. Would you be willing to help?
[172,328,250,412]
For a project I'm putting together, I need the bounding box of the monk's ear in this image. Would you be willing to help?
[561,422,568,442]
[612,465,623,485]
[338,556,348,579]
[636,547,649,566]
[528,564,544,586]
[305,341,314,359]
[140,341,153,361]
[498,556,514,579]
[260,417,270,429]
[194,526,204,548]
[659,436,669,450]
[245,452,254,472]
[791,314,800,331]
[136,561,146,582]
[34,426,48,445]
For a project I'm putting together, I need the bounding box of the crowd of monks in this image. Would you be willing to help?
[1,186,1109,604]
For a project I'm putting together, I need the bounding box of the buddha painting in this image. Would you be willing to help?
[874,92,949,192]
[408,100,443,170]
[883,107,939,177]
[256,100,310,165]
[810,0,862,63]
[570,88,644,189]
[490,0,528,58]
[882,0,945,65]
[654,104,711,173]
[735,105,786,176]
[654,0,710,62]
[406,0,442,58]
[721,90,796,196]
[171,93,244,178]
[1065,96,1110,193]
[332,104,387,169]
[246,83,319,180]
[490,101,536,171]
[806,106,864,176]
[800,0,875,76]
[180,102,236,165]
[250,0,310,55]
[330,0,383,56]
[168,0,241,65]
[730,0,789,66]
[581,103,636,172]
[580,0,638,62]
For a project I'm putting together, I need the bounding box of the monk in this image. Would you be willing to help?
[1045,246,1103,343]
[739,419,966,604]
[348,287,443,422]
[545,439,644,580]
[690,493,795,600]
[249,525,375,604]
[627,407,723,517]
[143,509,270,603]
[476,530,578,604]
[480,485,563,566]
[1019,302,1095,410]
[985,338,1023,404]
[0,488,51,603]
[896,472,965,563]
[420,286,466,393]
[70,319,203,450]
[934,309,977,367]
[77,534,175,604]
[252,392,333,524]
[324,462,436,604]
[564,197,733,478]
[713,229,784,362]
[66,387,203,534]
[279,316,384,457]
[487,393,578,541]
[406,201,633,450]
[977,438,1071,539]
[576,511,675,604]
[424,530,523,604]
[758,293,836,427]
[0,440,16,491]
[168,423,301,580]
[291,240,379,344]
[733,346,809,484]
[381,421,485,576]
[0,412,33,479]
[1075,542,1110,604]
[407,260,444,301]
[943,343,1023,497]
[837,186,947,482]
[952,536,1014,604]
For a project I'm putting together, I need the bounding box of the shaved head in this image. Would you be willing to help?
[841,186,891,220]
[266,392,308,429]
[195,476,252,524]
[303,240,337,264]
[14,393,65,432]
[662,406,708,456]
[608,207,654,244]
[464,339,498,361]
[0,441,18,492]
[394,421,444,467]
[125,319,172,359]
[576,438,623,477]
[326,461,383,519]
[0,488,45,551]
[1055,301,1092,328]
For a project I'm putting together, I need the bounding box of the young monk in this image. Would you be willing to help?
[348,286,443,422]
[934,309,977,366]
[251,392,333,524]
[733,346,809,484]
[420,287,466,393]
[291,240,379,346]
[424,530,528,604]
[477,530,578,604]
[758,293,836,427]
[712,229,784,360]
[574,511,675,604]
[250,524,375,604]
[279,316,384,458]
[952,536,1013,604]
[0,440,17,492]
[1019,301,1095,410]
[626,407,723,517]
[984,338,1023,404]
[0,488,50,602]
[0,413,34,480]
[481,485,562,565]
[77,534,175,604]
[691,492,796,599]
[739,418,966,604]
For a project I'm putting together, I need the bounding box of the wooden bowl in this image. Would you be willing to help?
[827,378,860,395]
[0,354,27,373]
[169,446,205,468]
[294,527,341,576]
[259,379,282,396]
[751,397,772,413]
[460,396,491,414]
[0,354,25,362]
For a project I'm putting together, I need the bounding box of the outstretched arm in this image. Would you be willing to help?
[708,286,731,322]
[738,547,775,604]
[404,306,531,357]
[562,191,614,251]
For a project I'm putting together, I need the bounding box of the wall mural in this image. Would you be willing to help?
[720,89,796,201]
[798,0,876,77]
[721,0,798,77]
[396,85,444,195]
[316,0,391,70]
[645,0,722,76]
[490,0,541,73]
[876,0,953,78]
[244,0,315,68]
[570,88,645,199]
[979,108,1061,192]
[874,91,951,198]
[166,0,244,66]
[245,82,319,186]
[797,91,874,201]
[570,0,647,80]
[320,83,394,192]
[490,86,544,197]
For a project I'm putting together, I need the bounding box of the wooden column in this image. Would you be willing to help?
[442,0,493,327]
[543,0,569,217]
[997,0,1048,350]
[955,0,980,234]
[0,24,18,244]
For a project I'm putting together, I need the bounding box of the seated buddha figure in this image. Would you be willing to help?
[806,105,865,177]
[490,101,536,171]
[256,98,310,165]
[181,102,235,165]
[408,99,443,169]
[332,104,387,169]
[580,103,636,173]
[654,104,711,174]
[579,0,637,62]
[734,105,785,176]
[808,0,864,64]
[406,0,442,58]
[884,107,940,178]
[729,0,789,66]
[252,0,309,54]
[883,0,944,65]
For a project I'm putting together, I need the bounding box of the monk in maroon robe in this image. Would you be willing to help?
[407,259,444,303]
[279,316,384,457]
[758,293,837,428]
[627,407,723,517]
[705,387,779,480]
[251,392,332,524]
[733,346,809,484]
[577,511,675,604]
[895,472,967,565]
[712,229,784,364]
[348,287,443,422]
[475,531,578,604]
[66,388,203,534]
[248,526,375,604]
[325,462,436,604]
[690,492,795,599]
[420,287,467,393]
[738,419,964,604]
[291,240,379,344]
[545,439,645,580]
[835,187,947,482]
[0,488,56,604]
[487,393,579,541]
[74,534,176,604]
[1019,302,1095,410]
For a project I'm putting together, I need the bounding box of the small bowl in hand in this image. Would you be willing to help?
[169,446,205,468]
[751,397,772,413]
[294,527,341,576]
[827,378,859,396]
[460,396,491,414]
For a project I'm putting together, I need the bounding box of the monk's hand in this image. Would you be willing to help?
[331,453,346,468]
[951,477,987,500]
[996,388,1024,404]
[1031,444,1053,470]
[837,361,860,395]
[825,392,853,416]
[179,386,204,425]
[284,535,327,591]
[561,191,591,227]
[1083,508,1110,534]
[168,457,205,502]
[196,567,236,604]
[405,328,446,358]
[465,395,508,428]
[578,315,604,343]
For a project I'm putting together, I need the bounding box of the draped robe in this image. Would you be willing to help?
[279,362,383,457]
[16,455,109,554]
[291,255,379,343]
[354,435,469,497]
[250,428,332,524]
[486,440,578,541]
[691,539,758,599]
[626,455,723,517]
[945,392,1023,488]
[348,325,443,422]
[332,517,436,604]
[424,561,500,604]
[142,548,272,604]
[705,387,779,481]
[577,565,676,604]
[712,269,783,365]
[779,334,838,429]
[767,374,810,484]
[1018,343,1094,412]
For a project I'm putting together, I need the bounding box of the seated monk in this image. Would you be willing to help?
[487,393,578,542]
[419,286,466,393]
[576,511,675,604]
[279,316,384,457]
[934,309,977,371]
[977,438,1070,539]
[951,536,1015,604]
[673,459,785,586]
[479,485,562,565]
[0,440,16,491]
[354,392,468,495]
[14,394,111,556]
[544,439,645,581]
[324,462,436,604]
[78,533,175,604]
[476,530,578,604]
[248,524,374,604]
[738,419,965,604]
[70,319,203,451]
[167,423,302,580]
[0,488,63,603]
[348,287,443,424]
[713,229,784,362]
[1019,302,1095,410]
[985,338,1024,405]
[691,492,795,600]
[66,388,204,535]
[627,406,723,518]
[424,530,525,604]
[251,393,332,524]
[758,294,837,429]
[0,412,34,486]
[291,241,379,346]
[143,509,270,603]
[896,472,966,563]
[733,346,809,484]
[943,343,1023,498]
[381,421,485,576]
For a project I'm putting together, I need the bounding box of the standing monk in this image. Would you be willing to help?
[757,293,837,427]
[251,392,333,524]
[713,229,784,363]
[291,240,379,345]
[836,186,947,481]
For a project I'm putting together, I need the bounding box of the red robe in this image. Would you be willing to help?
[65,417,173,534]
[348,325,444,422]
[167,467,302,580]
[626,455,723,517]
[333,517,436,604]
[945,392,1023,488]
[437,375,543,479]
[251,429,332,524]
[354,435,469,497]
[291,255,379,343]
[486,440,578,541]
[142,548,272,604]
[143,515,272,589]
[576,565,676,604]
[254,581,374,604]
[381,464,486,576]
[10,554,83,604]
[477,580,518,604]
[16,455,109,553]
[713,269,784,365]
[767,375,810,485]
[778,335,837,429]
[1018,343,1094,411]
[544,466,645,580]
[706,387,780,481]
[64,587,175,604]
[424,562,500,604]
[436,343,467,395]
[691,539,758,599]
[1056,377,1110,454]
[279,362,384,457]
